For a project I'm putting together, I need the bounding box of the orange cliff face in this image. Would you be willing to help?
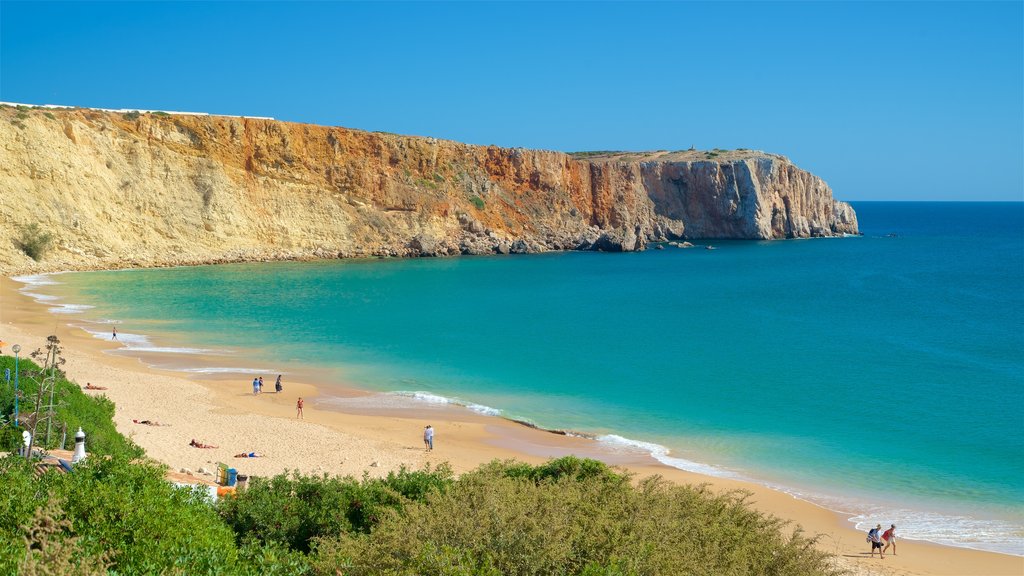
[0,106,858,274]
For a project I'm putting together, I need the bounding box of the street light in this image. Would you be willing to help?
[11,344,20,427]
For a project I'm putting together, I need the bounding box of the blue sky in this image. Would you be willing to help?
[2,1,1021,201]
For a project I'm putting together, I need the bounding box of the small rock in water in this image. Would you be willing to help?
[655,244,665,250]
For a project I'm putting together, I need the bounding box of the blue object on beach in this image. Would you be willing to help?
[227,468,237,487]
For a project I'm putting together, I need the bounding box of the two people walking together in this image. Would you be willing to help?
[868,524,897,558]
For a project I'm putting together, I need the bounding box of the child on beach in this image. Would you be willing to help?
[252,377,260,395]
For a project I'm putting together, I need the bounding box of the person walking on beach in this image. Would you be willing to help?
[275,375,283,393]
[882,524,897,556]
[111,326,118,341]
[423,425,434,451]
[258,376,264,393]
[252,377,260,395]
[868,524,885,559]
[296,397,304,419]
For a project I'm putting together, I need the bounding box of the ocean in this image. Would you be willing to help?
[14,201,1024,555]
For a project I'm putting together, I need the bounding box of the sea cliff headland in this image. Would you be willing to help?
[0,104,857,274]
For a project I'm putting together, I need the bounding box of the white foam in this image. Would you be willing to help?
[22,292,59,301]
[119,346,213,355]
[12,274,60,287]
[180,367,276,374]
[391,391,503,416]
[48,303,95,314]
[848,508,1024,556]
[596,434,739,479]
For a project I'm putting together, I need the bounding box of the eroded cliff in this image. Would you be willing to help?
[0,106,858,274]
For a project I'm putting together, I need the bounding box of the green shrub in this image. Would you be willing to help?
[312,460,837,576]
[15,223,54,261]
[151,110,169,116]
[0,455,241,575]
[123,110,141,120]
[469,195,485,210]
[43,111,56,120]
[218,464,453,553]
[0,355,142,458]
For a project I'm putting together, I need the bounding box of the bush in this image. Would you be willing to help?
[0,355,142,458]
[15,223,54,261]
[217,464,453,553]
[312,460,838,576]
[123,111,141,120]
[469,195,485,210]
[0,455,241,575]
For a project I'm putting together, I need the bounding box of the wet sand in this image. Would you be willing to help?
[1,276,1020,576]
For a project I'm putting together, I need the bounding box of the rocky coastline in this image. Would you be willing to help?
[0,105,858,275]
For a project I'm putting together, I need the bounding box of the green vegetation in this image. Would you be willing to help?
[0,351,840,575]
[151,110,169,116]
[15,223,55,261]
[469,195,485,210]
[43,111,56,120]
[415,177,438,190]
[16,111,29,120]
[123,110,142,120]
[0,353,141,458]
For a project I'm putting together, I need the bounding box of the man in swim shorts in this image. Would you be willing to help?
[868,524,885,558]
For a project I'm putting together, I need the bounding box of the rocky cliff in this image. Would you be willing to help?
[0,106,858,274]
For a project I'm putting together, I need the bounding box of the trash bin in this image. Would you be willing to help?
[227,468,237,487]
[236,474,249,491]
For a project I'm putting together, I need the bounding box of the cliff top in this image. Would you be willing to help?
[2,103,785,165]
[567,149,788,164]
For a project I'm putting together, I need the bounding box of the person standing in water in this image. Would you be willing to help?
[112,326,118,340]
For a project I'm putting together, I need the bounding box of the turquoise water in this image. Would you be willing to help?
[17,202,1024,554]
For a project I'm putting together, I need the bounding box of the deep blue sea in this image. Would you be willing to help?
[16,202,1024,555]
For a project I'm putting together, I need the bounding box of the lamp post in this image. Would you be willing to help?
[11,344,20,427]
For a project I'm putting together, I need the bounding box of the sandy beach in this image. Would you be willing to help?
[1,276,1020,576]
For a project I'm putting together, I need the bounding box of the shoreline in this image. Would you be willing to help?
[2,275,1022,576]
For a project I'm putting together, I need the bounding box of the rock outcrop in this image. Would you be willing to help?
[0,106,858,274]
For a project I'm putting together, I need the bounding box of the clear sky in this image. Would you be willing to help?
[2,1,1021,201]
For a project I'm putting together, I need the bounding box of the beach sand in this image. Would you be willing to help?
[1,276,1020,576]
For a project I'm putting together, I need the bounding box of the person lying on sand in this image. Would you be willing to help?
[189,439,218,449]
[83,382,108,390]
[234,452,261,458]
[132,419,168,426]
